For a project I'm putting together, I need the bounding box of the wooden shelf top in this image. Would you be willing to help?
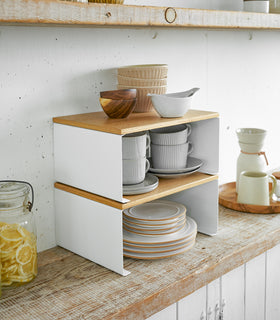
[53,109,219,135]
[2,206,280,319]
[54,172,218,209]
[2,0,280,30]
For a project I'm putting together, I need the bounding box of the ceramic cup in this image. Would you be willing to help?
[151,142,193,169]
[122,131,151,159]
[237,171,277,206]
[149,124,192,146]
[122,157,150,185]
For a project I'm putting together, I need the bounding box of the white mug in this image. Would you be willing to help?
[149,124,191,146]
[122,131,151,159]
[237,171,277,206]
[151,142,193,169]
[122,157,150,185]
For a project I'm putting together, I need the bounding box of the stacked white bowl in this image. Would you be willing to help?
[117,64,168,113]
[150,124,193,170]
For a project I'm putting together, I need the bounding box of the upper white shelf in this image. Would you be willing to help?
[2,0,280,30]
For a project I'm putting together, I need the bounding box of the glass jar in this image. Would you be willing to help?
[0,181,37,287]
[270,0,280,13]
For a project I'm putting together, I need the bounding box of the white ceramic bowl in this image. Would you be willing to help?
[148,88,199,118]
[243,1,269,13]
[236,128,267,145]
[118,84,167,113]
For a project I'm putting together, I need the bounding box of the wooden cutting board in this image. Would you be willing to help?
[219,182,280,214]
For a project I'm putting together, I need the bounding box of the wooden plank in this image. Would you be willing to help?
[2,0,280,30]
[54,172,218,209]
[53,110,219,134]
[245,253,266,320]
[2,207,280,319]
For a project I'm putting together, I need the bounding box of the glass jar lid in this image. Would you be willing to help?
[0,181,30,200]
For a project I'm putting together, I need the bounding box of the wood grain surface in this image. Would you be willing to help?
[54,172,218,209]
[1,0,280,30]
[219,182,280,214]
[53,110,219,134]
[2,206,280,319]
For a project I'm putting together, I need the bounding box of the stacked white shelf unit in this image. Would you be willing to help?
[53,109,219,275]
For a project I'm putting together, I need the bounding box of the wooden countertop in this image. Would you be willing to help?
[2,206,280,319]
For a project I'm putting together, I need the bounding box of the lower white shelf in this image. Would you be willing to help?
[54,179,219,275]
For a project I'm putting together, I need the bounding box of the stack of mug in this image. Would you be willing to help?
[122,132,151,185]
[150,124,193,169]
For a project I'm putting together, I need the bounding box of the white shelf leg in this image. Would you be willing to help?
[55,188,130,276]
[163,179,219,236]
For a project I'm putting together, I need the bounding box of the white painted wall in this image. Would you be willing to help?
[1,1,280,251]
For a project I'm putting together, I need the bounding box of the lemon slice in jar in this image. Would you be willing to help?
[16,244,33,265]
[0,224,23,242]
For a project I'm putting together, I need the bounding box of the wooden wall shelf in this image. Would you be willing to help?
[2,0,280,30]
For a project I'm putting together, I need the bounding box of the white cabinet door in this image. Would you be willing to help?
[266,244,280,320]
[245,253,266,320]
[146,303,176,320]
[221,265,245,320]
[178,286,207,320]
[207,278,220,320]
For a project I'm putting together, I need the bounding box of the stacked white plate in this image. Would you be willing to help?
[123,200,197,259]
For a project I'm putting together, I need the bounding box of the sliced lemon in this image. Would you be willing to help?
[16,244,33,265]
[0,225,23,242]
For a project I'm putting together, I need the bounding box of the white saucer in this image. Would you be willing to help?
[153,167,200,179]
[149,157,203,174]
[123,173,159,195]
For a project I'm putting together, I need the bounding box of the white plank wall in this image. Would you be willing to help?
[245,253,266,320]
[207,278,220,320]
[146,303,177,320]
[266,245,280,320]
[177,286,207,320]
[150,246,280,320]
[222,265,245,320]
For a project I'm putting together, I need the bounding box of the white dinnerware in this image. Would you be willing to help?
[151,142,193,169]
[123,157,150,185]
[150,124,191,146]
[123,173,158,195]
[147,88,200,118]
[243,0,269,13]
[122,131,151,159]
[237,171,277,206]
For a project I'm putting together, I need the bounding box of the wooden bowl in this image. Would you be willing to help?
[99,98,136,119]
[100,89,137,100]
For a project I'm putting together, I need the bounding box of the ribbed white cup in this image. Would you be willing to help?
[123,157,150,185]
[122,132,151,159]
[151,142,193,169]
[150,124,191,146]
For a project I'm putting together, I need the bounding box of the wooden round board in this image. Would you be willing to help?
[219,182,280,214]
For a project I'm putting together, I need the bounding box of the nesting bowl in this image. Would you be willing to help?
[99,97,136,119]
[100,89,136,100]
[118,64,168,79]
[117,75,167,87]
